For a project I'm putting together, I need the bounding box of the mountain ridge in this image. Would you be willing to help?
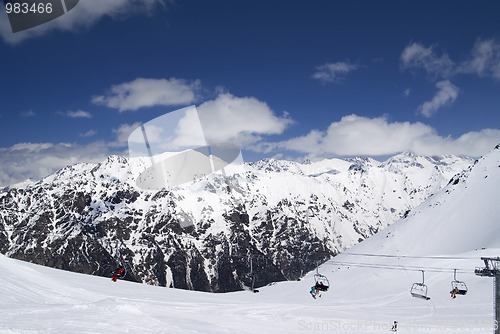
[0,151,474,292]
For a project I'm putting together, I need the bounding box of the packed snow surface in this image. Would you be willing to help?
[0,249,497,334]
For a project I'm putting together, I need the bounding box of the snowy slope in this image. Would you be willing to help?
[0,147,498,333]
[315,144,500,332]
[0,249,496,334]
[347,146,500,255]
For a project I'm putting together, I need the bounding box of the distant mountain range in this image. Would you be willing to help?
[0,151,474,292]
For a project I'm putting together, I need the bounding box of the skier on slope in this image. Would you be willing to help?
[391,321,398,332]
[112,266,125,282]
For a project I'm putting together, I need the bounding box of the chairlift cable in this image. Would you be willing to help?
[342,252,478,260]
[329,260,471,274]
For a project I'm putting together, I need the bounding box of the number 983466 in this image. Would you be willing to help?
[5,2,53,14]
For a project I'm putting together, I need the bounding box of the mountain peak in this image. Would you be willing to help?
[350,144,500,256]
[0,151,476,292]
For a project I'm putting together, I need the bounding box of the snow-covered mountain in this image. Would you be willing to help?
[0,146,498,333]
[348,144,500,255]
[0,151,473,292]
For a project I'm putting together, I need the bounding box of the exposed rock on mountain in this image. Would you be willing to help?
[0,153,473,292]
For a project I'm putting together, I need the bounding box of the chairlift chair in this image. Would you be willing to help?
[411,283,430,300]
[451,269,468,295]
[314,270,330,292]
[410,270,430,300]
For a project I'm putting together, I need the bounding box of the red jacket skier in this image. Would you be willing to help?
[112,266,125,282]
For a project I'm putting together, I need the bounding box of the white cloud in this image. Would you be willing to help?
[400,41,500,119]
[312,62,358,83]
[0,141,116,187]
[20,110,35,117]
[401,39,500,80]
[0,0,169,44]
[112,122,143,146]
[273,114,500,158]
[268,130,324,155]
[0,122,141,186]
[122,94,293,155]
[0,118,162,186]
[400,42,454,78]
[403,88,411,97]
[194,93,293,146]
[10,142,57,152]
[92,78,200,112]
[458,39,500,79]
[0,95,293,186]
[1,112,498,186]
[80,130,97,137]
[417,80,459,118]
[60,110,93,118]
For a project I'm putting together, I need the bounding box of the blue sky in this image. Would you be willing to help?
[0,0,499,186]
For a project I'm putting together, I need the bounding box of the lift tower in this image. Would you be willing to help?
[475,257,500,334]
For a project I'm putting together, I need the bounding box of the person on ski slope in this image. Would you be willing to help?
[112,266,125,282]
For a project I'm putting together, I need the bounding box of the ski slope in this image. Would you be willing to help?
[0,147,498,333]
[0,249,496,334]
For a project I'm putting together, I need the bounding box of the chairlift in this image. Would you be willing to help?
[314,267,330,292]
[451,269,468,296]
[410,270,430,300]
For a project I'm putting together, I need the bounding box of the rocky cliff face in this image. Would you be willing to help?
[0,153,473,292]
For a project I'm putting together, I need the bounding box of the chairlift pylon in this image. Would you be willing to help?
[410,270,430,300]
[244,254,259,293]
[451,269,468,296]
